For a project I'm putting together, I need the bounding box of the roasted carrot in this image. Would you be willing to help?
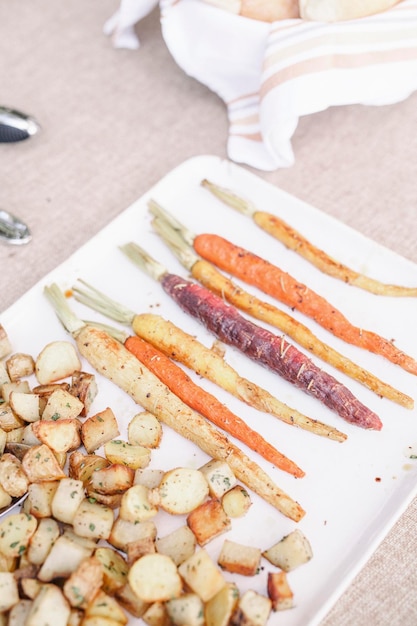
[192,232,417,376]
[44,284,306,521]
[124,334,305,478]
[120,243,383,431]
[149,209,413,410]
[72,279,347,442]
[201,179,417,297]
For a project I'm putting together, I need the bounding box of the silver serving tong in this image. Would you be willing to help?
[0,208,31,244]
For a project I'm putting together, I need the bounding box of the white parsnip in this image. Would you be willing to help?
[75,324,305,522]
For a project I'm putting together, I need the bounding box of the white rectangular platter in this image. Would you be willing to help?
[2,155,417,625]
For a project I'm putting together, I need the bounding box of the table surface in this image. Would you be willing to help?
[1,2,417,624]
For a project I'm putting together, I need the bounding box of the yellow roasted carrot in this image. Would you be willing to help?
[201,178,417,297]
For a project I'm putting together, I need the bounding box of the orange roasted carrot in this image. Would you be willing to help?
[124,334,305,478]
[193,233,417,377]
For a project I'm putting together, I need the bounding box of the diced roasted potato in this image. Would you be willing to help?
[0,549,17,573]
[9,391,40,423]
[38,532,96,582]
[199,459,237,498]
[0,360,10,387]
[68,608,84,626]
[0,427,6,454]
[20,577,42,600]
[81,407,120,454]
[128,411,163,449]
[0,452,29,497]
[166,593,205,626]
[0,512,37,558]
[11,559,38,583]
[115,582,151,619]
[262,529,313,572]
[187,499,231,546]
[62,527,99,552]
[25,583,71,626]
[230,590,272,626]
[128,553,182,603]
[221,485,252,518]
[178,549,226,603]
[69,451,111,484]
[89,463,135,495]
[32,418,81,453]
[6,352,35,381]
[134,468,164,489]
[72,499,114,540]
[108,518,157,553]
[0,571,20,611]
[205,582,240,626]
[63,555,103,609]
[142,601,171,626]
[8,598,32,624]
[1,380,31,403]
[26,480,60,518]
[21,423,41,446]
[22,444,66,482]
[51,478,85,524]
[0,482,12,509]
[267,570,294,611]
[94,546,129,595]
[86,489,123,510]
[217,540,261,577]
[26,516,60,565]
[155,525,196,567]
[0,325,12,360]
[70,370,98,417]
[126,536,156,566]
[41,388,84,421]
[84,589,128,625]
[150,467,209,515]
[104,439,151,470]
[6,426,25,444]
[119,484,158,523]
[0,402,25,431]
[32,382,70,398]
[35,341,81,385]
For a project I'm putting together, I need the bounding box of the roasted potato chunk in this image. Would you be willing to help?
[70,371,98,417]
[262,529,313,572]
[0,512,37,558]
[155,525,196,567]
[81,407,120,454]
[35,341,81,385]
[6,352,35,381]
[187,498,231,546]
[217,539,261,577]
[178,549,226,603]
[128,553,182,603]
[150,467,209,515]
[128,411,163,448]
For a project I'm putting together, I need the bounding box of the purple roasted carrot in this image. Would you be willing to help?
[120,243,382,431]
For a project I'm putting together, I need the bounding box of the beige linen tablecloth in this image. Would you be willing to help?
[1,1,417,624]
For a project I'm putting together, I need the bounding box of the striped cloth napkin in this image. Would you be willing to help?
[105,0,417,171]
